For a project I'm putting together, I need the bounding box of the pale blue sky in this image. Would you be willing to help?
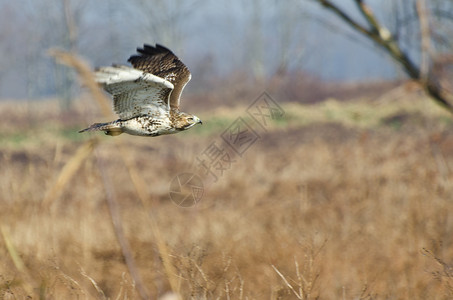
[0,0,417,98]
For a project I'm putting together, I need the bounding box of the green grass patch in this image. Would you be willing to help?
[0,132,29,147]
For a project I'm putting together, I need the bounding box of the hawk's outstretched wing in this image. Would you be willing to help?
[128,44,191,109]
[95,65,174,120]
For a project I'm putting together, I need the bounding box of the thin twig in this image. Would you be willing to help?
[50,49,181,297]
[57,269,88,299]
[95,149,150,299]
[416,0,431,82]
[295,258,304,298]
[271,265,302,299]
[42,138,97,208]
[80,267,108,300]
[0,226,35,296]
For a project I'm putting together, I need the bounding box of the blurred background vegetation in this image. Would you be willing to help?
[2,0,452,106]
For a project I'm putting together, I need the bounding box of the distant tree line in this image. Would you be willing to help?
[1,0,453,113]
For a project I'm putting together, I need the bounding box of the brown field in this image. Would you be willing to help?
[1,85,453,299]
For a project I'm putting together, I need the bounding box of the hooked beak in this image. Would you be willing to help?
[193,115,202,125]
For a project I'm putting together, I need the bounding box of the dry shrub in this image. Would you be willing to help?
[1,89,453,299]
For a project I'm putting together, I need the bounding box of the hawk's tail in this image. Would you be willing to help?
[79,121,124,136]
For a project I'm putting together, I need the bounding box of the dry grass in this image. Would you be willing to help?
[1,84,453,299]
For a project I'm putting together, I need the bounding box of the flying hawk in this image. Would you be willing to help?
[79,44,202,136]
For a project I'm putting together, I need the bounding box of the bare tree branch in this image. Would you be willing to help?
[313,0,453,113]
[318,0,371,37]
[416,0,431,82]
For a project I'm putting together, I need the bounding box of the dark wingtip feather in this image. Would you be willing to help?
[128,43,172,63]
[155,44,172,52]
[136,43,172,56]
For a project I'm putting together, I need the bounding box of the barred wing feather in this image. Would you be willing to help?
[128,44,191,109]
[95,65,174,120]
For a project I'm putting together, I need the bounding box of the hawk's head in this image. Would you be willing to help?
[174,112,202,130]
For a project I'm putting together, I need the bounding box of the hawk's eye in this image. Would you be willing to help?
[188,117,193,121]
